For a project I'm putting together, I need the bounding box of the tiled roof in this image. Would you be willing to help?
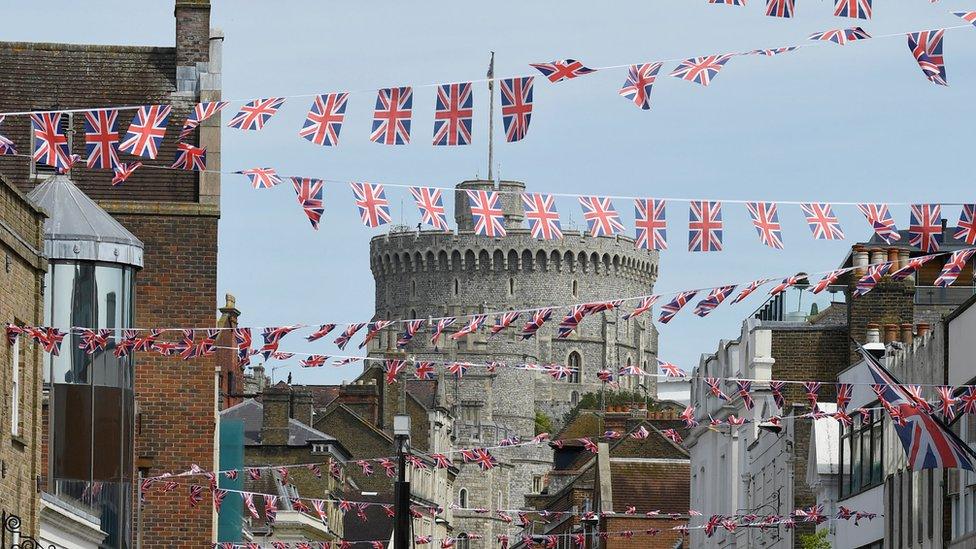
[220,399,338,447]
[609,460,689,514]
[556,412,601,440]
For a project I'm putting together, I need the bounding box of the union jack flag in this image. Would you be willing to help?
[770,381,786,410]
[522,193,562,240]
[291,177,325,230]
[520,308,553,339]
[908,30,947,86]
[172,142,206,171]
[836,383,853,412]
[689,201,723,252]
[619,62,662,110]
[854,263,892,297]
[623,296,658,320]
[746,202,784,249]
[500,77,534,142]
[334,323,366,350]
[659,291,697,324]
[954,11,976,25]
[635,199,667,250]
[448,361,469,379]
[452,315,487,340]
[370,87,412,145]
[692,285,736,317]
[311,499,328,523]
[179,101,229,140]
[359,320,393,349]
[433,83,473,146]
[765,0,795,17]
[801,203,844,240]
[705,377,730,401]
[857,203,900,244]
[808,27,871,45]
[409,187,449,231]
[0,132,15,156]
[489,311,521,337]
[264,495,279,523]
[299,93,348,146]
[891,254,935,281]
[557,305,590,339]
[114,329,138,358]
[299,354,327,368]
[662,429,683,444]
[579,196,624,237]
[232,327,252,366]
[259,325,298,360]
[547,364,573,380]
[78,329,110,355]
[669,55,733,86]
[631,425,651,440]
[804,381,822,412]
[430,317,456,347]
[414,361,436,380]
[530,59,596,83]
[30,113,71,169]
[960,387,976,415]
[188,485,204,507]
[397,319,425,348]
[212,489,227,512]
[227,98,285,131]
[905,385,934,415]
[432,453,452,469]
[580,437,599,453]
[909,204,943,252]
[306,324,336,342]
[385,359,406,384]
[658,358,686,378]
[242,492,259,519]
[769,274,803,297]
[934,250,975,287]
[467,190,506,237]
[238,167,282,189]
[811,269,848,294]
[834,0,871,19]
[119,105,171,159]
[955,205,976,245]
[861,345,976,470]
[351,183,392,228]
[752,47,799,56]
[83,109,120,169]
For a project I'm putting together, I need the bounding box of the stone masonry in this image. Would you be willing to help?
[367,179,659,542]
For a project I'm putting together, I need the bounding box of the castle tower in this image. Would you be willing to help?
[368,179,659,540]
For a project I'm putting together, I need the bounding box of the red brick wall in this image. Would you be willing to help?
[604,517,687,548]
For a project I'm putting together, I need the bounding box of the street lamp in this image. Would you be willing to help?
[393,415,412,549]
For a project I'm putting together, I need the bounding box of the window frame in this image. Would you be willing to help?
[839,402,884,499]
[11,331,21,437]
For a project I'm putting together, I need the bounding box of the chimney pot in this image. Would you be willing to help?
[917,323,931,338]
[900,323,914,346]
[866,323,881,344]
[883,323,899,344]
[887,248,901,270]
[853,245,870,276]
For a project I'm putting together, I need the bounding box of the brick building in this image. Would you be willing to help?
[0,1,223,546]
[0,175,47,535]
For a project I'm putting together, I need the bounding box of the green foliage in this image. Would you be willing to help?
[534,411,554,436]
[561,390,659,426]
[797,530,830,549]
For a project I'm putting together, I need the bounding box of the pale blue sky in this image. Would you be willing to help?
[9,1,976,390]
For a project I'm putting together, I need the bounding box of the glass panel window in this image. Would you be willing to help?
[840,403,883,498]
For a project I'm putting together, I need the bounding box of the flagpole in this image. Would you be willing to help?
[487,51,495,183]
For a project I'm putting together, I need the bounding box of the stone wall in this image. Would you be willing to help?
[0,176,47,534]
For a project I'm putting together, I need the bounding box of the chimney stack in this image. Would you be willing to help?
[292,387,314,427]
[175,0,211,93]
[262,384,291,446]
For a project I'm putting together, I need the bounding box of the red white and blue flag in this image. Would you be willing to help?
[397,319,425,348]
[300,355,328,368]
[299,93,348,146]
[360,320,394,349]
[635,199,667,251]
[909,204,943,252]
[765,0,795,18]
[811,269,849,294]
[908,30,947,87]
[834,0,871,19]
[234,327,253,367]
[692,285,736,317]
[415,361,436,380]
[854,263,892,296]
[500,77,534,142]
[659,291,698,324]
[489,312,521,338]
[934,250,975,287]
[370,87,413,145]
[452,315,487,340]
[579,196,624,237]
[334,323,367,350]
[430,318,456,347]
[891,255,935,281]
[30,113,71,169]
[522,193,562,240]
[954,11,976,26]
[808,27,871,46]
[351,183,392,228]
[937,386,957,421]
[239,167,282,189]
[433,83,473,146]
[623,296,658,320]
[384,359,406,385]
[179,101,229,140]
[746,202,784,249]
[658,358,687,378]
[409,187,450,231]
[752,47,799,56]
[172,142,206,171]
[737,381,754,410]
[530,59,596,83]
[705,377,730,401]
[227,98,285,131]
[857,203,900,244]
[861,344,976,470]
[520,308,553,340]
[306,324,336,342]
[83,109,120,169]
[119,105,172,159]
[709,0,745,4]
[291,177,325,230]
[956,205,976,245]
[689,201,723,252]
[769,274,802,297]
[619,63,662,110]
[731,280,768,304]
[557,305,590,339]
[801,203,844,240]
[467,190,507,237]
[670,55,732,86]
[448,361,469,380]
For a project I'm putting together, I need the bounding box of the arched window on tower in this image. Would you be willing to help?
[572,279,578,297]
[571,391,580,406]
[454,279,459,296]
[567,352,581,383]
[509,277,515,296]
[411,280,416,297]
[458,488,468,508]
[456,534,470,549]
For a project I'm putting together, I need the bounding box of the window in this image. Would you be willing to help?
[411,280,417,297]
[10,332,21,437]
[839,404,883,498]
[458,488,468,508]
[226,371,235,397]
[571,391,580,406]
[312,443,327,454]
[572,280,578,297]
[567,352,581,383]
[456,534,470,549]
[454,279,459,296]
[532,475,544,493]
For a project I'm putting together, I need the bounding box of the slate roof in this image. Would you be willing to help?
[609,460,690,514]
[220,398,339,447]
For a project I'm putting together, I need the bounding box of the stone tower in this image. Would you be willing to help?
[368,179,659,541]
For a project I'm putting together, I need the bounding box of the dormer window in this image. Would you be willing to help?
[312,442,327,454]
